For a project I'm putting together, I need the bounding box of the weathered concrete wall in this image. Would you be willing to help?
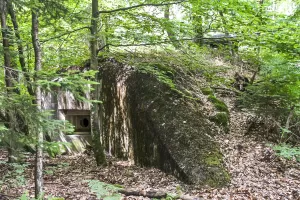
[100,62,134,159]
[100,59,230,186]
[41,89,91,154]
[42,90,90,111]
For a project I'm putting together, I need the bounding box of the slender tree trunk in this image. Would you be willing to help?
[90,0,106,166]
[103,16,109,52]
[164,5,179,48]
[252,0,264,82]
[1,0,15,163]
[193,14,203,46]
[256,0,264,57]
[0,0,13,89]
[0,0,10,76]
[7,0,34,96]
[281,106,295,142]
[31,8,43,198]
[7,0,31,139]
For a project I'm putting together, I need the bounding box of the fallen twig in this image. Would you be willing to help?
[0,193,16,200]
[118,188,202,200]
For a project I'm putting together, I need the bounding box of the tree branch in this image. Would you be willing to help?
[40,26,90,43]
[118,188,202,200]
[97,0,187,15]
[0,193,16,199]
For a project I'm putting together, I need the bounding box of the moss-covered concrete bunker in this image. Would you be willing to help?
[100,59,230,186]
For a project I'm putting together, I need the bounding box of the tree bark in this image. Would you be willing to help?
[0,0,16,163]
[90,0,106,166]
[7,0,34,96]
[281,106,295,142]
[193,14,203,46]
[0,0,13,89]
[256,0,264,59]
[31,7,43,199]
[164,5,179,48]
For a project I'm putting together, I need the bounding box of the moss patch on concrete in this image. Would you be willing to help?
[207,95,230,133]
[100,58,230,187]
[210,112,230,133]
[204,150,230,187]
[65,135,92,153]
[210,112,229,126]
[201,87,214,95]
[205,153,221,166]
[205,170,230,187]
[208,95,229,113]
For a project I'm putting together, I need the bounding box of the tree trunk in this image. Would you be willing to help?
[90,0,106,166]
[256,0,264,58]
[7,0,34,96]
[31,8,43,199]
[281,106,295,142]
[193,14,203,46]
[164,5,179,48]
[0,0,16,163]
[0,0,10,76]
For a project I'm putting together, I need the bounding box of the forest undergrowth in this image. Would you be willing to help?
[0,96,299,200]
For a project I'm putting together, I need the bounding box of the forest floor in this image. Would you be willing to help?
[0,99,300,200]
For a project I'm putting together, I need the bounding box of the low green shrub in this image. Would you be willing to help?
[271,144,300,162]
[86,180,122,200]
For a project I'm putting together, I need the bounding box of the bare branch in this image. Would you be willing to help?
[0,193,16,199]
[97,0,187,15]
[40,26,90,43]
[117,188,202,200]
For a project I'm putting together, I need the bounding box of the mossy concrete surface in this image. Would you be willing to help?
[201,87,214,95]
[64,135,92,153]
[208,95,229,113]
[100,59,230,187]
[209,112,230,133]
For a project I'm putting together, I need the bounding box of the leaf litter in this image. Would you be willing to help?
[0,98,299,200]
